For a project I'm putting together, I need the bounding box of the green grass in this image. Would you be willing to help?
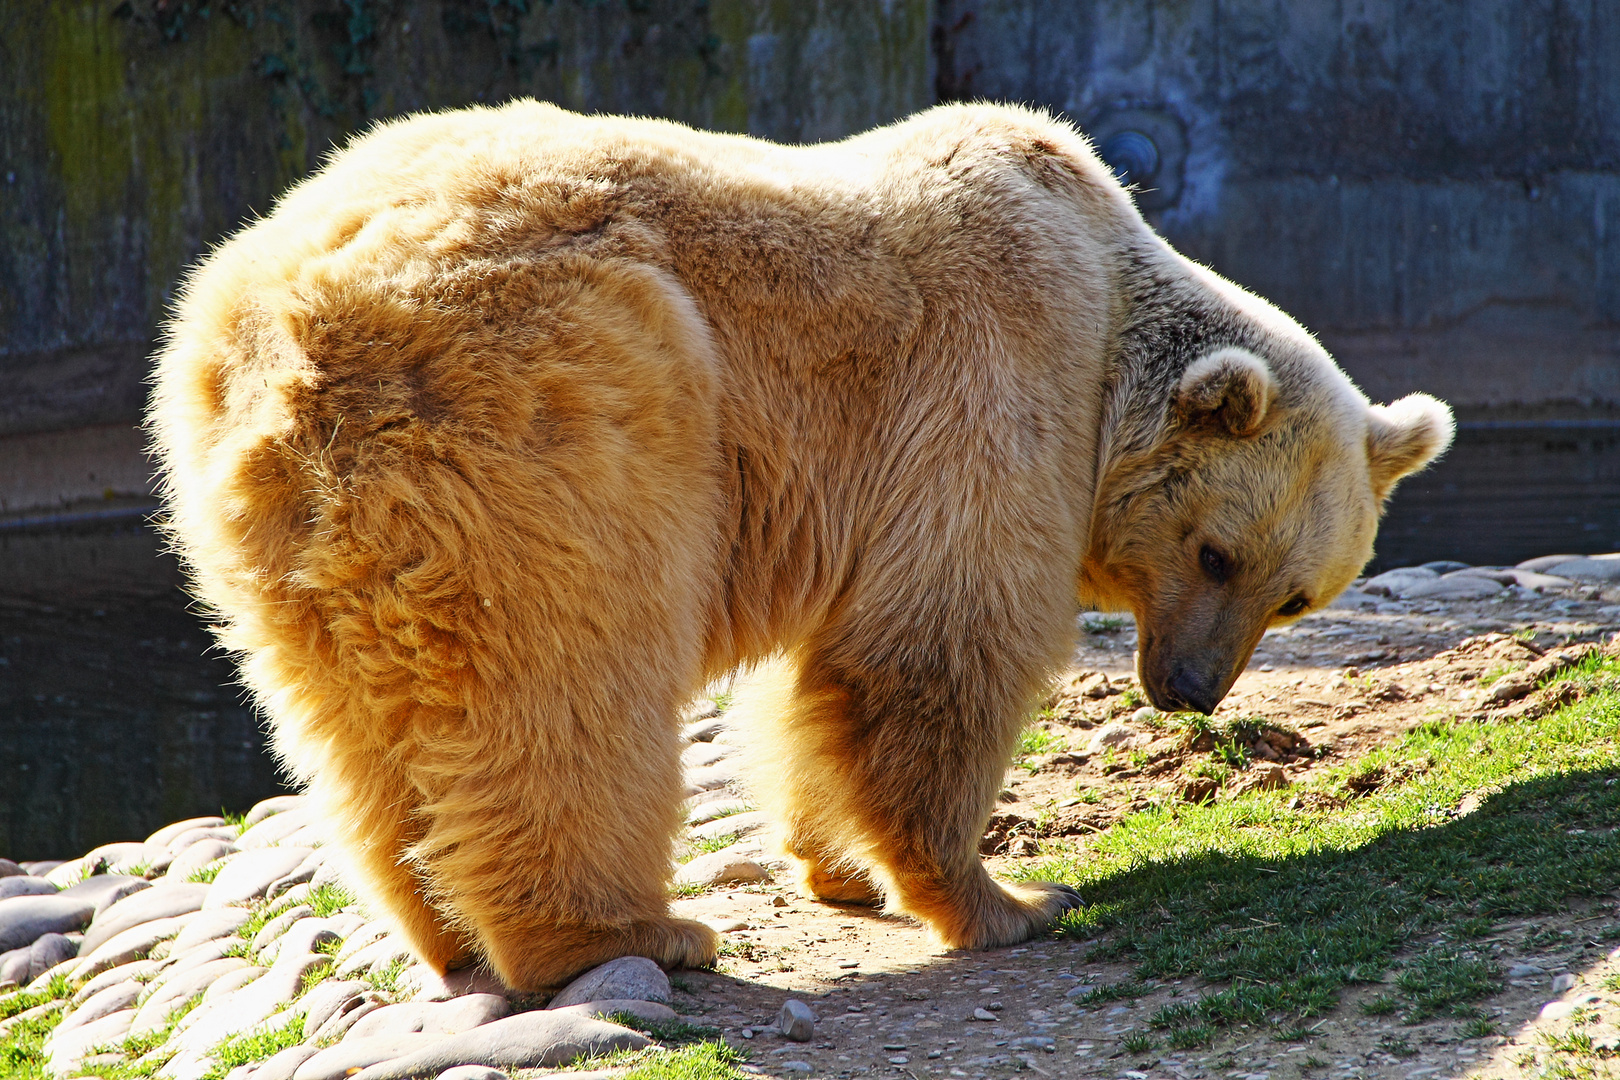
[0,976,73,1078]
[199,1015,305,1080]
[688,833,740,856]
[603,1012,722,1045]
[1121,1031,1157,1054]
[88,992,207,1079]
[184,862,224,884]
[0,1009,62,1080]
[575,1039,747,1080]
[363,956,408,996]
[297,959,336,996]
[1016,725,1066,772]
[1069,979,1152,1006]
[1460,1016,1501,1039]
[0,976,73,1022]
[1083,613,1130,634]
[1022,655,1620,1041]
[305,883,357,918]
[622,1041,748,1079]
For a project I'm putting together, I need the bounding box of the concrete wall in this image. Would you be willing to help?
[0,0,931,462]
[3,0,1617,526]
[938,0,1620,415]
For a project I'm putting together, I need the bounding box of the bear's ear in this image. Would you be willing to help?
[1366,393,1455,500]
[1175,347,1277,438]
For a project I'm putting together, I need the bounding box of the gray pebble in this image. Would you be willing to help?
[687,797,753,825]
[347,995,509,1039]
[265,849,327,901]
[204,847,313,909]
[235,809,317,850]
[0,860,23,878]
[681,741,732,769]
[682,716,727,742]
[146,816,229,848]
[166,839,240,882]
[129,958,248,1037]
[80,882,208,955]
[0,893,97,953]
[55,979,142,1039]
[674,849,768,889]
[0,947,29,987]
[0,877,59,901]
[312,994,388,1043]
[70,958,161,1004]
[292,1034,442,1080]
[242,795,307,829]
[170,907,253,954]
[74,913,194,979]
[688,811,770,843]
[27,933,77,982]
[57,871,146,905]
[296,979,371,1037]
[44,1007,133,1074]
[1545,555,1620,583]
[248,1042,322,1080]
[778,999,815,1042]
[344,1012,649,1080]
[434,1068,508,1080]
[685,761,741,794]
[252,905,315,953]
[547,956,670,1009]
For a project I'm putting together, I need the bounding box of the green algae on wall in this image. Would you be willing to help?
[0,0,932,437]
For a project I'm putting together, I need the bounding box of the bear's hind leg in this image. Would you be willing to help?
[307,769,475,974]
[403,727,718,990]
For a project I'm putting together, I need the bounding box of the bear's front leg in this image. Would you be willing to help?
[737,649,1082,949]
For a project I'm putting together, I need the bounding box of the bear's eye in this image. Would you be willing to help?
[1278,595,1309,617]
[1199,544,1232,583]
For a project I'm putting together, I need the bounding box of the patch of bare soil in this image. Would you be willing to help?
[655,585,1620,1080]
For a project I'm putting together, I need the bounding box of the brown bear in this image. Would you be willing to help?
[148,100,1452,991]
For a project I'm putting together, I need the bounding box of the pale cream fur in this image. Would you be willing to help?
[148,100,1449,989]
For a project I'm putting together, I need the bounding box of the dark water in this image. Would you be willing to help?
[1372,420,1620,572]
[0,521,291,860]
[1,423,1615,857]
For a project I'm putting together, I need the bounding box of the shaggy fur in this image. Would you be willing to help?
[148,100,1451,990]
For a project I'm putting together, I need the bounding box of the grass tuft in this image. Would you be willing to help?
[1394,948,1500,1021]
[363,956,409,996]
[184,862,225,884]
[1067,980,1152,1006]
[1121,1031,1157,1055]
[603,1011,722,1045]
[199,1015,305,1080]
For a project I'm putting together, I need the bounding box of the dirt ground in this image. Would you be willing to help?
[661,584,1620,1080]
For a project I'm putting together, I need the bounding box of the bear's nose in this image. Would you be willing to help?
[1167,668,1220,715]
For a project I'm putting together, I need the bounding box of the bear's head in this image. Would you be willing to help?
[1082,344,1454,715]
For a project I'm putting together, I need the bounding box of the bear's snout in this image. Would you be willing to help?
[1165,667,1221,715]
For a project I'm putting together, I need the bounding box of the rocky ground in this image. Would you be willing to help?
[1,552,1618,1080]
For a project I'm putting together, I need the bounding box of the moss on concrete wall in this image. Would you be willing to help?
[0,0,933,436]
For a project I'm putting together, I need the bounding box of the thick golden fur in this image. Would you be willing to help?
[148,101,1451,990]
